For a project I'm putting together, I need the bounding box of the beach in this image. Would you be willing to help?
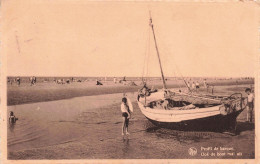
[7,79,255,159]
[7,78,253,105]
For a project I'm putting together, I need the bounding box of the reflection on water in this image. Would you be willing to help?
[8,123,16,132]
[122,138,130,155]
[8,93,136,152]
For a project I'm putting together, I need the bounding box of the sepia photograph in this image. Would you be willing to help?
[1,0,259,163]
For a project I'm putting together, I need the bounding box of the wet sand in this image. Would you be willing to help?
[7,84,255,159]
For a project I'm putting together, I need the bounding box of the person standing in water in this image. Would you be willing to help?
[9,111,18,124]
[121,97,132,135]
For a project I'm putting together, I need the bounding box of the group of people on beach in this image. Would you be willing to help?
[30,76,37,86]
[8,76,130,87]
[96,76,131,86]
[186,79,209,92]
[8,77,36,86]
[8,77,21,86]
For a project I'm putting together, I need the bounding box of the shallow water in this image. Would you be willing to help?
[7,86,254,159]
[8,93,128,151]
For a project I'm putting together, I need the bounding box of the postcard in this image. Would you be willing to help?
[1,0,259,163]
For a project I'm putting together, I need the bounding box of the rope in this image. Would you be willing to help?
[146,27,151,80]
[143,25,151,82]
[142,25,151,82]
[155,34,191,92]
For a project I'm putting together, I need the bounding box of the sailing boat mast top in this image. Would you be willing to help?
[149,11,167,89]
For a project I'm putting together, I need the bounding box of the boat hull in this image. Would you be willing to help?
[137,92,246,132]
[145,109,243,132]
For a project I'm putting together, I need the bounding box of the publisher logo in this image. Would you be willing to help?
[188,147,197,156]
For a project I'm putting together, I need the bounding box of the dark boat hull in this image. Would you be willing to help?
[146,109,244,132]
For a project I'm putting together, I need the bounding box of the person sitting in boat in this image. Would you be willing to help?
[162,98,169,110]
[9,111,18,124]
[121,97,131,135]
[138,83,151,98]
[195,81,200,91]
[191,82,196,91]
[149,101,157,108]
[163,90,172,99]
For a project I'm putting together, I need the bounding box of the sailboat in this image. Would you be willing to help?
[137,12,247,132]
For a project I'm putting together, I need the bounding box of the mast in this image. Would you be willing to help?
[149,11,167,89]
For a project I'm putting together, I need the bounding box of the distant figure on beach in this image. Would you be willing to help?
[33,76,37,85]
[30,76,36,86]
[245,88,254,123]
[16,77,21,86]
[121,97,133,135]
[113,77,117,84]
[96,79,103,85]
[9,111,18,124]
[122,76,126,85]
[8,77,12,85]
[203,79,208,88]
[30,76,33,86]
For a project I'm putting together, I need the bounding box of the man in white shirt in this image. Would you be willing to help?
[245,88,254,123]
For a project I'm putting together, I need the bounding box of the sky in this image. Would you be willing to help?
[2,1,259,77]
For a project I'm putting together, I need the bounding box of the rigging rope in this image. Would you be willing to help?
[142,25,150,82]
[155,33,191,92]
[146,27,151,81]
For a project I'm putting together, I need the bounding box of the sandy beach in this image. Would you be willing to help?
[7,80,255,159]
[7,78,253,105]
